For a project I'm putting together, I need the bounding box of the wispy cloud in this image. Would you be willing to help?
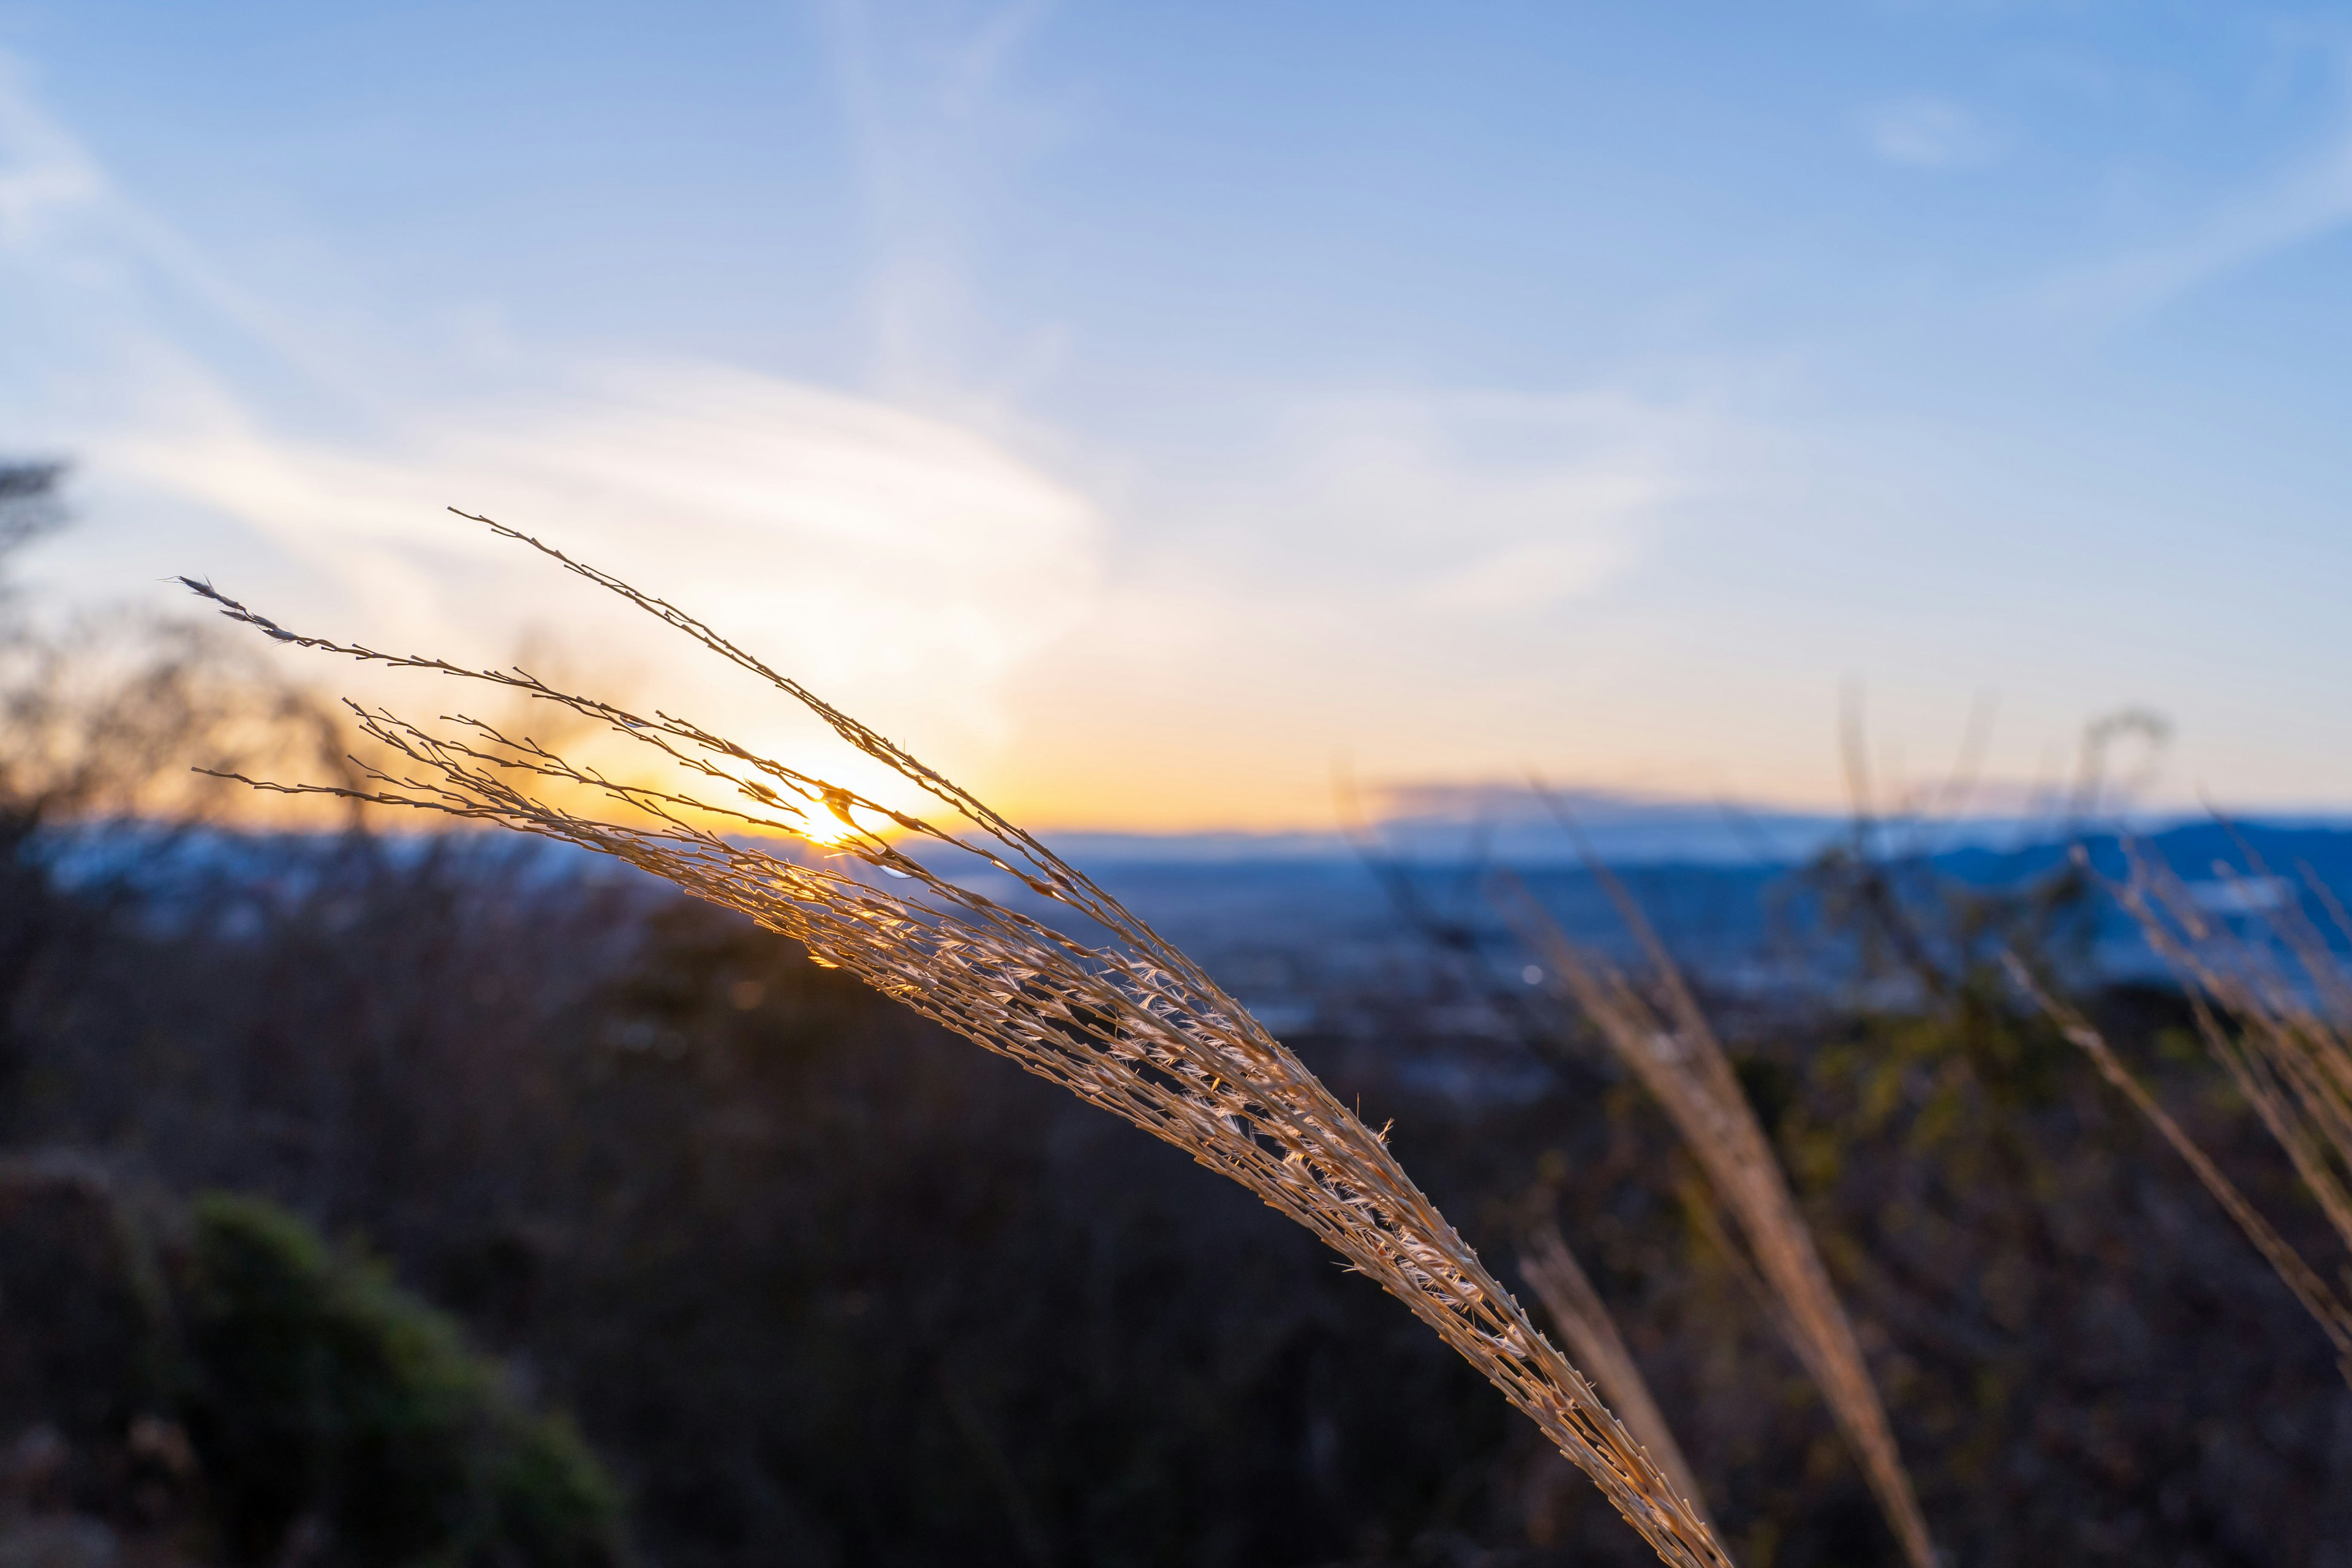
[0,49,1106,787]
[1861,96,2011,170]
[1425,535,1627,615]
[2039,47,2352,322]
[1294,393,1680,616]
[989,385,1752,827]
[104,363,1104,777]
[821,0,1070,396]
[2046,132,2352,319]
[0,51,368,405]
[1152,390,1704,617]
[0,55,104,238]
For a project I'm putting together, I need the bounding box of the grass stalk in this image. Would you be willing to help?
[180,514,1733,1568]
[2002,955,2352,1385]
[1515,1216,1713,1533]
[2005,836,2352,1387]
[2105,842,2352,1262]
[1493,869,1939,1568]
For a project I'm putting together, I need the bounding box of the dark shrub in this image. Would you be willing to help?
[177,1192,624,1568]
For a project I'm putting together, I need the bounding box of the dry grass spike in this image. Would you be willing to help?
[181,511,1733,1568]
[2003,953,2352,1387]
[1493,844,1938,1568]
[1516,1215,1713,1534]
[2004,831,2352,1388]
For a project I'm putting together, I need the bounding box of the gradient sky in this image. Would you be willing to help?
[3,2,2350,829]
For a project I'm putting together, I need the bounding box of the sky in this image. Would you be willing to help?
[2,1,2350,832]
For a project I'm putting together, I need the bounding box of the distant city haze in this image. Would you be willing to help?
[5,4,2351,831]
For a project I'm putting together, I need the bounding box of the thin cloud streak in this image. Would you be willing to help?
[108,365,1104,724]
[0,49,1109,793]
[2041,65,2352,321]
[821,0,1069,398]
[1861,97,2010,170]
[0,51,381,412]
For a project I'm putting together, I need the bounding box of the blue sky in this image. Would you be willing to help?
[2,2,2350,828]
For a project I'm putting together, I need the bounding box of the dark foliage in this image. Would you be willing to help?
[181,1192,623,1568]
[0,463,66,562]
[0,1159,624,1568]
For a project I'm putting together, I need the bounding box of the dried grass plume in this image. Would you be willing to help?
[1494,858,1937,1568]
[181,512,1732,1568]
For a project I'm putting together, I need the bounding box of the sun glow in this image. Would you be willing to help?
[784,795,861,848]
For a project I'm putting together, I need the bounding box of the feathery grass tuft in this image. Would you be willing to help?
[2007,835,2352,1387]
[2003,955,2352,1385]
[1494,865,1938,1568]
[2108,842,2352,1266]
[182,513,1732,1568]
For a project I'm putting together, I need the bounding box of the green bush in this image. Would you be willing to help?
[178,1193,626,1568]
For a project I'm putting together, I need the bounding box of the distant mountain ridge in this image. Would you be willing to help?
[1036,795,2352,871]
